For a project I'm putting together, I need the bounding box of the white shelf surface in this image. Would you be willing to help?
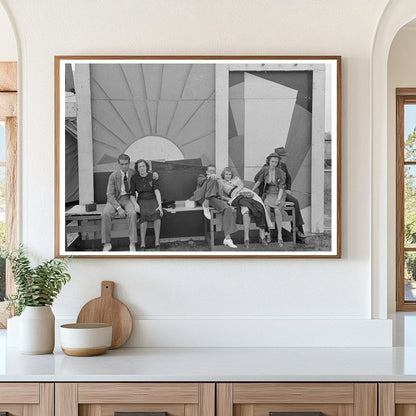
[0,313,415,382]
[1,343,416,382]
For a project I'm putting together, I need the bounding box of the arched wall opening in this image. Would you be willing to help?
[371,1,416,319]
[387,20,416,313]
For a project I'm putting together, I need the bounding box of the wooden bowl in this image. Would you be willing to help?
[60,323,112,356]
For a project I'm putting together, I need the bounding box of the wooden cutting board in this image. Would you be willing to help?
[76,281,133,349]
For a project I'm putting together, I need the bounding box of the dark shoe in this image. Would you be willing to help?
[244,240,249,249]
[140,246,146,251]
[296,231,306,239]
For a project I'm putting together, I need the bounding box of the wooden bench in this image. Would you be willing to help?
[65,202,205,250]
[205,201,296,250]
[65,204,127,250]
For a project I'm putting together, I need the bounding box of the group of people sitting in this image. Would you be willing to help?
[100,147,306,251]
[190,147,306,249]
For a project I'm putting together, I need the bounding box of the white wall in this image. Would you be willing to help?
[0,0,394,347]
[387,26,416,312]
[0,3,16,61]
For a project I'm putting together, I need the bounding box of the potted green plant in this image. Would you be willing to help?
[4,245,71,354]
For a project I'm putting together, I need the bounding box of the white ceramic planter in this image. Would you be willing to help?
[19,305,55,354]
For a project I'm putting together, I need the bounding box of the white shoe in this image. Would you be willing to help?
[202,200,211,220]
[103,243,112,251]
[223,238,237,248]
[129,243,136,252]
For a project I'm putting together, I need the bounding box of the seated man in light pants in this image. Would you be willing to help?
[101,153,138,252]
[191,165,238,248]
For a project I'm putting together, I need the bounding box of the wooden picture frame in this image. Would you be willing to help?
[55,56,341,258]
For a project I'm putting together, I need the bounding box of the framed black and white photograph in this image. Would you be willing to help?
[55,56,341,258]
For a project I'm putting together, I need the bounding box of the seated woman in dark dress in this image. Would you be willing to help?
[219,167,272,248]
[130,159,163,251]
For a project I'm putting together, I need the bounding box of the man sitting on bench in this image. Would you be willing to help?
[191,165,238,249]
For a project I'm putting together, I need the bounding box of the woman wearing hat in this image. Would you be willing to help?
[252,152,286,247]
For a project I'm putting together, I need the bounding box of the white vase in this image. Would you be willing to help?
[19,306,55,354]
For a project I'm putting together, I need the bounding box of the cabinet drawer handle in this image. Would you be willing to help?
[115,412,168,416]
[270,413,323,416]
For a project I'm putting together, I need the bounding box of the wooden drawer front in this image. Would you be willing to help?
[218,384,376,416]
[0,383,39,403]
[233,383,354,404]
[57,383,215,416]
[78,383,200,404]
[395,383,416,403]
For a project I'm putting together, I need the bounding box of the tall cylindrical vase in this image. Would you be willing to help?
[19,306,55,354]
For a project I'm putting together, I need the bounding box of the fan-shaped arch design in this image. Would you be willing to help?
[90,63,215,172]
[125,136,184,164]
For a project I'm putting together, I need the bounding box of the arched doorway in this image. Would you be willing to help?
[371,1,416,318]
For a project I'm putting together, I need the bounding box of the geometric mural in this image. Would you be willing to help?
[89,63,216,172]
[85,64,313,217]
[229,71,312,212]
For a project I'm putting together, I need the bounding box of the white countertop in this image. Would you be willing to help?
[2,345,416,382]
[3,313,416,382]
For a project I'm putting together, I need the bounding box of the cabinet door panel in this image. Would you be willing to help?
[218,383,376,416]
[57,383,215,416]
